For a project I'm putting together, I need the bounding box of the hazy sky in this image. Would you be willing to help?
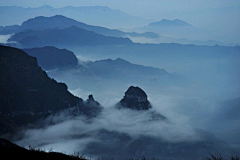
[1,0,239,17]
[0,0,240,43]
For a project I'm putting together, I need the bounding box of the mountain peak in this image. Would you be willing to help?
[149,19,191,27]
[118,86,152,110]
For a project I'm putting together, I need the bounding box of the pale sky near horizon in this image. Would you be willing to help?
[0,0,239,18]
[1,0,240,43]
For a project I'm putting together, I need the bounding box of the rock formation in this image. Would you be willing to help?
[83,95,103,117]
[119,86,152,110]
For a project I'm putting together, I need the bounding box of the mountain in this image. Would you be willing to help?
[0,45,102,135]
[0,5,148,28]
[149,19,192,27]
[11,84,238,160]
[0,15,158,39]
[8,26,133,48]
[118,86,152,110]
[23,46,78,70]
[138,19,213,42]
[46,58,186,93]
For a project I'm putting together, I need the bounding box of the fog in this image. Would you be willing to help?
[0,34,11,43]
[0,0,239,159]
[15,43,240,158]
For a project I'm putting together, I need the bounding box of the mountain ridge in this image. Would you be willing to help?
[0,15,158,39]
[0,45,102,135]
[149,19,192,27]
[8,26,133,48]
[0,5,149,28]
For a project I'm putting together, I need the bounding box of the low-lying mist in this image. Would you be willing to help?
[15,97,211,160]
[14,44,240,158]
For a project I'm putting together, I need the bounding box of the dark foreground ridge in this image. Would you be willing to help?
[0,138,239,160]
[119,86,152,110]
[0,138,86,160]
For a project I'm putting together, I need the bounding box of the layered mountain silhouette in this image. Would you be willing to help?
[148,19,192,27]
[0,5,148,28]
[24,46,78,70]
[1,15,158,39]
[8,26,133,48]
[138,19,213,42]
[0,45,102,135]
[46,58,185,92]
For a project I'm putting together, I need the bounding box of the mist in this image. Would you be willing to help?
[15,43,240,158]
[0,0,239,159]
[0,34,11,43]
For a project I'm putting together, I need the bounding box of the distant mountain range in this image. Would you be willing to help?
[0,15,162,48]
[0,5,149,28]
[148,19,192,27]
[8,26,133,48]
[136,19,219,44]
[46,57,186,92]
[0,15,158,38]
[0,15,230,46]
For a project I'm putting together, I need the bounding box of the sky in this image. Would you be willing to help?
[0,0,240,17]
[1,0,240,44]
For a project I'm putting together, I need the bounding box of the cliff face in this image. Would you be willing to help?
[119,86,152,110]
[0,45,101,135]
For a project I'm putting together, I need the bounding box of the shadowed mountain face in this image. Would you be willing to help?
[119,86,152,110]
[24,46,78,70]
[8,26,132,48]
[0,45,102,135]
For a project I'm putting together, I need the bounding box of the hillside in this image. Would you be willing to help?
[0,138,86,160]
[0,45,102,135]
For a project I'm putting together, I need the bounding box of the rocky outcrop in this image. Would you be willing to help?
[82,95,103,117]
[119,86,152,110]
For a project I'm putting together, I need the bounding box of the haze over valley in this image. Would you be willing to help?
[0,1,240,160]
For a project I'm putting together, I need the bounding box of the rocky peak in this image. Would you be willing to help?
[119,86,152,110]
[83,94,103,117]
[87,94,95,101]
